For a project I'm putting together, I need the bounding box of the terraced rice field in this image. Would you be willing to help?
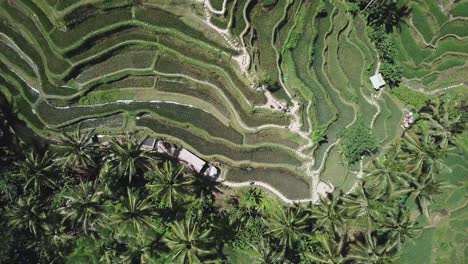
[0,0,465,201]
[395,0,468,91]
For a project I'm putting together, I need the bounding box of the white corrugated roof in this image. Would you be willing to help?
[177,148,206,173]
[370,73,386,90]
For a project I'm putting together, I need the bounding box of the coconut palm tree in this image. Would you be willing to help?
[348,231,399,263]
[365,0,410,32]
[58,181,104,234]
[309,193,347,237]
[380,208,421,249]
[17,150,56,193]
[265,205,308,249]
[111,188,159,236]
[145,161,194,209]
[239,187,266,214]
[409,172,446,218]
[249,237,284,264]
[303,234,348,264]
[105,136,157,183]
[401,128,449,176]
[120,232,158,264]
[365,143,411,196]
[419,99,464,149]
[341,183,395,227]
[7,195,46,236]
[60,129,98,172]
[163,216,215,264]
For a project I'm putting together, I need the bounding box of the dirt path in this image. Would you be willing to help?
[223,180,315,204]
[404,82,466,95]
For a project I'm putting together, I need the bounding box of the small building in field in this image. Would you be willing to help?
[140,138,156,151]
[177,148,207,174]
[370,73,386,90]
[203,165,220,179]
[156,140,181,158]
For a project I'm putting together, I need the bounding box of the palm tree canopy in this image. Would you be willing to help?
[163,216,214,264]
[348,231,399,263]
[409,172,447,218]
[238,187,266,214]
[381,208,421,248]
[7,195,46,236]
[110,188,159,236]
[401,127,449,175]
[419,99,464,149]
[106,136,157,183]
[309,193,347,237]
[16,150,56,193]
[248,237,284,264]
[146,161,194,209]
[303,234,347,264]
[365,144,412,196]
[341,183,396,227]
[265,205,308,249]
[60,129,97,170]
[58,181,104,234]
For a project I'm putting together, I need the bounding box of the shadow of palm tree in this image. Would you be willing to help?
[367,2,412,32]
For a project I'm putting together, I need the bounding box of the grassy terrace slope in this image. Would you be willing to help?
[395,0,468,91]
[0,0,465,200]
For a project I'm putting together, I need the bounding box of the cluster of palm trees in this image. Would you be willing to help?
[1,130,219,262]
[0,98,465,263]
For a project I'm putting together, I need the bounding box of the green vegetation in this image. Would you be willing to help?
[0,0,467,262]
[341,121,379,163]
[390,85,433,110]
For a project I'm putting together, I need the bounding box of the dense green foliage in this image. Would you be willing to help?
[341,121,379,163]
[0,0,467,262]
[348,0,410,86]
[367,26,403,87]
[0,92,465,263]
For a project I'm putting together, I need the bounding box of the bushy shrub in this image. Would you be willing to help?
[341,121,378,163]
[312,127,327,145]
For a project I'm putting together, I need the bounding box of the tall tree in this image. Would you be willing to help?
[409,172,446,218]
[309,193,348,237]
[401,128,448,176]
[105,136,156,183]
[249,237,284,264]
[303,234,348,264]
[60,129,98,173]
[58,181,104,234]
[163,216,215,264]
[341,183,395,227]
[348,231,399,263]
[265,205,308,249]
[380,208,421,249]
[110,188,159,236]
[145,161,194,209]
[365,143,411,196]
[7,195,46,236]
[419,99,464,149]
[17,150,56,193]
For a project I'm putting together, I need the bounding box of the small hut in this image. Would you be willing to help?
[177,148,207,174]
[370,73,386,90]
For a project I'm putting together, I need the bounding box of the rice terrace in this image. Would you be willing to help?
[0,0,467,263]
